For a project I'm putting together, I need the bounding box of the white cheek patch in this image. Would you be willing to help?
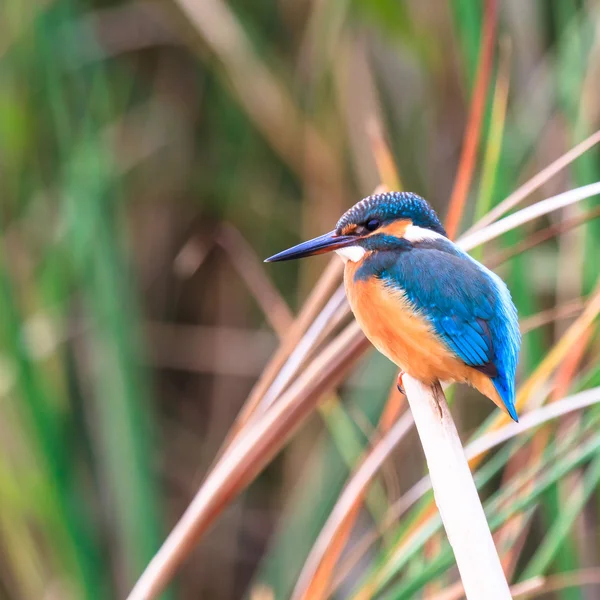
[335,246,366,263]
[403,224,444,242]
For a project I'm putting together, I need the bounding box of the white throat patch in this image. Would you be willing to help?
[403,224,444,242]
[335,246,366,263]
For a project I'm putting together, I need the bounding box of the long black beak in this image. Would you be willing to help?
[264,230,356,263]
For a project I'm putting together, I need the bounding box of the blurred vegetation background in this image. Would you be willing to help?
[2,0,600,599]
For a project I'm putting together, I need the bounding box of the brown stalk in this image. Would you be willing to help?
[464,129,600,235]
[426,575,545,600]
[216,224,294,337]
[519,298,586,334]
[367,118,402,191]
[514,568,600,598]
[334,36,387,195]
[486,205,600,269]
[444,0,498,239]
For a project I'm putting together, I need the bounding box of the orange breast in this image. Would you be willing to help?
[343,261,509,415]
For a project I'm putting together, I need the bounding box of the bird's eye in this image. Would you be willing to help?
[366,219,380,232]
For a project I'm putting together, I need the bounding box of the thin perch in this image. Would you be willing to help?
[402,374,512,600]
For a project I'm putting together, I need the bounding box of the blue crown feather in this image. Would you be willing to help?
[336,192,447,237]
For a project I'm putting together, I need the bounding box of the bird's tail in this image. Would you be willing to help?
[492,375,518,422]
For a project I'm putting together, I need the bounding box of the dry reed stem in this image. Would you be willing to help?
[216,224,294,337]
[514,568,600,598]
[367,118,402,191]
[486,205,600,268]
[334,38,388,195]
[427,575,544,600]
[400,375,511,600]
[431,568,600,600]
[464,129,600,235]
[519,298,586,334]
[253,287,349,416]
[458,182,600,251]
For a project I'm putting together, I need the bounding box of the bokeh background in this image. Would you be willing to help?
[2,0,600,599]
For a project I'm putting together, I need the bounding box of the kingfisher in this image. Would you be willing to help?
[265,192,520,421]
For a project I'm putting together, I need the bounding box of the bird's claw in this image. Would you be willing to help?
[396,371,406,395]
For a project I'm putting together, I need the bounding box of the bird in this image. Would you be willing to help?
[265,191,521,422]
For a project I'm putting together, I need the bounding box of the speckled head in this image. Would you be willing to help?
[264,191,446,263]
[336,192,447,238]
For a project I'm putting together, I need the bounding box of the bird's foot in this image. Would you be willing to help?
[396,371,406,395]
